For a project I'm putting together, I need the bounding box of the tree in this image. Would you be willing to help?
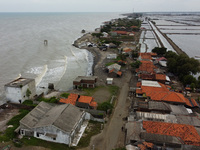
[97,102,113,112]
[131,61,142,69]
[26,89,31,99]
[167,58,177,73]
[152,47,167,55]
[190,83,196,92]
[183,75,197,86]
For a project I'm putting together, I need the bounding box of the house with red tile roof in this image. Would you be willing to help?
[143,121,200,146]
[111,30,128,35]
[138,73,171,84]
[76,95,97,109]
[59,93,97,109]
[136,80,199,107]
[136,61,157,74]
[106,63,122,77]
[60,93,78,105]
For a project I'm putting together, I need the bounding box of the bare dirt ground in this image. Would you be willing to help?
[0,109,19,132]
[92,88,111,103]
[79,70,132,150]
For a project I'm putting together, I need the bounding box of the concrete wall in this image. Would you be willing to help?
[5,80,36,103]
[5,87,22,103]
[34,125,70,145]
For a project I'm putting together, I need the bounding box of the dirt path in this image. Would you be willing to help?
[79,71,131,150]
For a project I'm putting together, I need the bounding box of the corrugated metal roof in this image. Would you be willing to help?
[20,101,84,133]
[141,80,161,87]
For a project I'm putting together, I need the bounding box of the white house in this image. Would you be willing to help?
[107,54,117,59]
[107,78,113,85]
[4,78,36,103]
[18,101,88,146]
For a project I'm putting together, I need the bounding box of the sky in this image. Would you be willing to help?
[0,0,199,12]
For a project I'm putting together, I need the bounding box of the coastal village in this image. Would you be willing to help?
[1,13,200,150]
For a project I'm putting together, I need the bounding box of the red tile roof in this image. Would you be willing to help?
[59,93,78,105]
[156,57,167,61]
[155,74,166,81]
[78,95,93,104]
[140,53,152,60]
[136,81,198,107]
[136,61,157,74]
[143,121,200,146]
[117,71,122,76]
[136,89,143,94]
[131,26,138,28]
[112,31,127,35]
[146,91,193,107]
[123,48,132,53]
[78,95,97,108]
[136,82,141,87]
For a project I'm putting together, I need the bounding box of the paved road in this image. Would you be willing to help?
[87,71,132,150]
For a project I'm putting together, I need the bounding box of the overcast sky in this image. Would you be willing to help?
[0,0,199,12]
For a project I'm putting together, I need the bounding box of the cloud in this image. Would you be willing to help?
[0,0,199,12]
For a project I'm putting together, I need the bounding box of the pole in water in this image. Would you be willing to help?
[44,40,48,46]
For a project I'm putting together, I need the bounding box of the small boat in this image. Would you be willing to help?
[81,29,86,33]
[195,55,200,58]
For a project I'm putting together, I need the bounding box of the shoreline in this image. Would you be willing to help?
[73,33,100,76]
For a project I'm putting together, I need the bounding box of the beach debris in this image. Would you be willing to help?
[44,40,48,46]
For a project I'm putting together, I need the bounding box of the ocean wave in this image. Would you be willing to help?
[35,65,48,86]
[58,55,68,82]
[70,48,81,67]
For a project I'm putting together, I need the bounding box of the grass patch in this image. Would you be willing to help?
[21,137,74,150]
[108,85,119,95]
[38,97,59,103]
[22,100,37,107]
[0,109,30,142]
[105,62,115,66]
[77,121,101,148]
[83,86,103,96]
[60,93,70,98]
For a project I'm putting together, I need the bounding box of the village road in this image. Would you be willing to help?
[85,71,132,150]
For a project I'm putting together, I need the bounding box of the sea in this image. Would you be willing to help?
[0,12,121,102]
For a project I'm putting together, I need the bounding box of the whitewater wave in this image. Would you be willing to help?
[58,55,68,82]
[70,48,81,67]
[35,65,48,86]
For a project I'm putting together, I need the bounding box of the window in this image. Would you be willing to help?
[36,133,40,137]
[53,137,56,140]
[21,129,25,135]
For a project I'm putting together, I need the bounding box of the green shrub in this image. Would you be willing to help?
[60,93,70,98]
[97,101,113,112]
[38,97,59,103]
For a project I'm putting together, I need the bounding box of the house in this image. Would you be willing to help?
[107,54,117,59]
[102,32,109,38]
[138,52,157,61]
[122,47,132,58]
[136,80,199,107]
[18,101,88,146]
[126,120,200,148]
[73,76,97,89]
[60,93,97,109]
[106,78,113,85]
[4,78,36,104]
[156,57,167,67]
[106,63,122,77]
[136,61,157,74]
[117,60,127,65]
[143,121,200,146]
[138,73,170,84]
[111,31,128,35]
[60,93,78,105]
[76,95,97,109]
